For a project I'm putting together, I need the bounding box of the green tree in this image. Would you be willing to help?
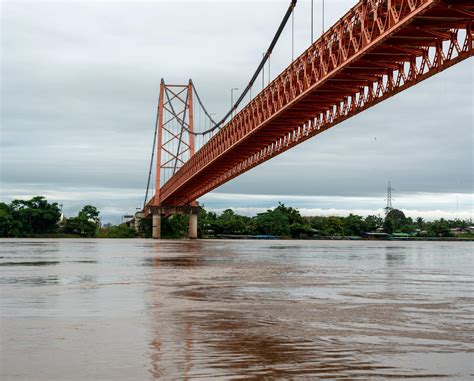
[384,209,407,233]
[447,219,468,229]
[62,204,100,237]
[289,222,313,238]
[384,219,395,235]
[399,217,416,234]
[78,205,100,224]
[8,196,61,236]
[62,217,97,237]
[161,214,188,238]
[274,203,304,225]
[0,202,21,237]
[138,218,152,238]
[320,216,345,236]
[365,215,383,232]
[0,203,11,236]
[416,217,425,229]
[428,219,452,237]
[252,203,307,237]
[253,207,290,236]
[198,209,217,237]
[214,209,250,235]
[344,214,368,236]
[309,216,325,233]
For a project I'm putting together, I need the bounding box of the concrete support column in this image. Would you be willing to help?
[188,213,198,239]
[152,214,161,239]
[134,212,144,232]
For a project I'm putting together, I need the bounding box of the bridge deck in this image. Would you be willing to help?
[155,0,473,207]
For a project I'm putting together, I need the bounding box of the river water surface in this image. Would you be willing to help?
[0,239,473,380]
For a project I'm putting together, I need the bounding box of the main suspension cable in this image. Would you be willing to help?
[292,5,295,61]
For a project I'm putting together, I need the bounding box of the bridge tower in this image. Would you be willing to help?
[150,79,199,239]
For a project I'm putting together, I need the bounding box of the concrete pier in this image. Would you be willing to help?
[134,212,144,232]
[188,213,198,239]
[148,205,201,239]
[152,214,161,239]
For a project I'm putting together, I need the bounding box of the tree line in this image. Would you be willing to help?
[0,196,134,238]
[186,203,472,239]
[0,196,472,239]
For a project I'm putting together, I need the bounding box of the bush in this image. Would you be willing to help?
[98,225,136,238]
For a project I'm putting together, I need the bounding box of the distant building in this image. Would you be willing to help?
[365,232,389,240]
[450,227,474,235]
[391,232,412,239]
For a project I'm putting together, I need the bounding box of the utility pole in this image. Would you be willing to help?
[230,88,239,118]
[322,0,325,33]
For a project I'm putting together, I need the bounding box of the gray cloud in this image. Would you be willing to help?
[1,0,473,222]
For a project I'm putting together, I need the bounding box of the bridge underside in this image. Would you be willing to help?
[156,0,473,207]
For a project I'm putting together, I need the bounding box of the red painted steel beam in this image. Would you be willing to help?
[159,0,473,206]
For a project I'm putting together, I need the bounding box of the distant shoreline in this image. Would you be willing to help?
[208,236,474,242]
[2,235,473,242]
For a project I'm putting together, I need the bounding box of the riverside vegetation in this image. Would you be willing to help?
[0,196,472,239]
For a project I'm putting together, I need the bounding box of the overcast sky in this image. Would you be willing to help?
[1,0,473,223]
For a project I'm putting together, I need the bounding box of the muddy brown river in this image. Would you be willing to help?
[0,239,472,380]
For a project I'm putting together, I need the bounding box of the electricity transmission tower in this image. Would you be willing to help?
[384,181,395,216]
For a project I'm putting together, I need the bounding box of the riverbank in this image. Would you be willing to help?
[12,234,474,241]
[211,234,474,241]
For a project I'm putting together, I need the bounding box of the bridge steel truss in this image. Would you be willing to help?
[158,0,473,206]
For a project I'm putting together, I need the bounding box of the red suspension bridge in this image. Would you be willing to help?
[141,0,473,238]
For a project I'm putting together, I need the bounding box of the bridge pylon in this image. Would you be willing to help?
[147,79,200,239]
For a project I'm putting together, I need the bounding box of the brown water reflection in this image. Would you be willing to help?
[178,309,394,379]
[1,239,473,380]
[144,241,473,380]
